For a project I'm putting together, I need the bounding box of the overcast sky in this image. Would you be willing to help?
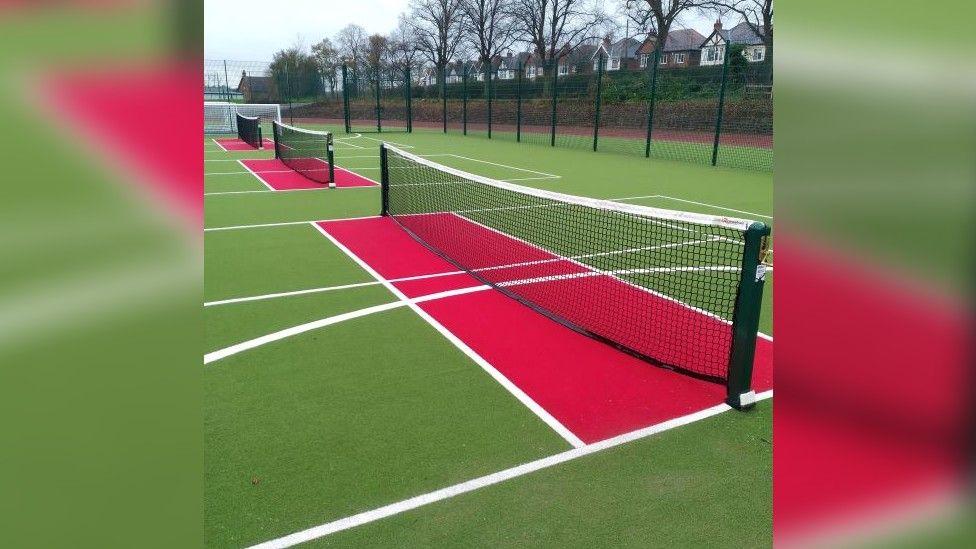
[205,0,724,62]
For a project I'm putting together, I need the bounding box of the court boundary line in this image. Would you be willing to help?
[447,154,560,178]
[246,390,773,549]
[210,138,228,152]
[310,222,586,448]
[612,194,773,221]
[204,215,382,232]
[237,159,275,191]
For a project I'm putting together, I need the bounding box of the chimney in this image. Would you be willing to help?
[714,19,723,32]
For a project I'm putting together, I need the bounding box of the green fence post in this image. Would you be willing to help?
[592,54,605,151]
[645,49,660,157]
[487,65,493,138]
[375,70,382,132]
[222,60,231,102]
[516,60,523,142]
[462,65,468,135]
[441,66,447,133]
[712,45,731,166]
[549,61,557,147]
[725,222,771,409]
[405,67,413,132]
[341,64,351,133]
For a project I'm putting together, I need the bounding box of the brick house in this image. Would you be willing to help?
[700,20,768,66]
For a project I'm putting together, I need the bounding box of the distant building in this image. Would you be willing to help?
[593,37,643,71]
[658,29,707,68]
[700,20,767,66]
[236,71,278,102]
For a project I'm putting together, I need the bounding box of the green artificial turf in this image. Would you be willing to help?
[204,120,773,547]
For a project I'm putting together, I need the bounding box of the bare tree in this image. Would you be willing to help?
[311,38,341,96]
[511,0,608,66]
[336,24,369,70]
[462,0,519,70]
[623,0,707,54]
[703,0,772,56]
[387,16,421,73]
[408,0,466,76]
[367,34,390,72]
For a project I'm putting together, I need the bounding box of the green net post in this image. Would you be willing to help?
[712,45,731,166]
[379,144,389,216]
[645,48,660,157]
[516,60,523,142]
[341,64,351,133]
[327,134,335,184]
[462,65,468,135]
[405,67,413,132]
[549,61,557,147]
[375,70,382,132]
[726,222,770,409]
[592,54,605,151]
[441,66,447,133]
[222,60,231,102]
[487,64,493,138]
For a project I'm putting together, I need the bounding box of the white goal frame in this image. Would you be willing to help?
[204,102,282,134]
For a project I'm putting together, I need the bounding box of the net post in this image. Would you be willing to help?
[549,60,557,147]
[327,134,336,184]
[342,64,351,133]
[271,121,281,159]
[712,45,731,166]
[379,144,390,216]
[592,53,604,151]
[258,126,263,149]
[516,60,523,142]
[725,221,770,410]
[462,64,468,135]
[645,48,660,157]
[405,67,413,133]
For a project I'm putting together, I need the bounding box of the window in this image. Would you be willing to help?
[559,64,568,75]
[610,58,620,70]
[639,54,648,68]
[660,54,668,65]
[593,59,599,71]
[751,48,765,61]
[675,53,686,64]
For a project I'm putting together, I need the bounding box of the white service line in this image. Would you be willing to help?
[310,222,586,449]
[210,138,229,152]
[611,194,773,221]
[237,159,275,191]
[448,154,560,178]
[204,215,381,232]
[247,390,773,549]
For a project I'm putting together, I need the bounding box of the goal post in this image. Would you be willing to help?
[204,102,281,134]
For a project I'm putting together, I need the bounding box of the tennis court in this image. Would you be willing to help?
[205,117,773,547]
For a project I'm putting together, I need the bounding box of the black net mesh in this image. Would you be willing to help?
[235,113,263,149]
[383,145,757,382]
[272,121,335,184]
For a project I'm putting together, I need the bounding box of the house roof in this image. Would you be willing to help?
[608,37,642,58]
[662,29,707,52]
[237,75,273,93]
[560,44,598,65]
[721,22,765,46]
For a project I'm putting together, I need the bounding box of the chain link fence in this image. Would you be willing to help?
[205,51,772,171]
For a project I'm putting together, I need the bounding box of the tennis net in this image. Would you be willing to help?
[272,121,335,186]
[379,143,770,407]
[236,113,263,149]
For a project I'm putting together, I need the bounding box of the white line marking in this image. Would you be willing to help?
[210,138,228,152]
[611,195,773,221]
[447,154,560,178]
[311,222,586,448]
[247,391,773,549]
[204,215,381,232]
[237,159,275,191]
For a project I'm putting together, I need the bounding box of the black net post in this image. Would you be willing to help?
[327,134,336,183]
[405,67,413,132]
[441,66,447,133]
[516,60,523,142]
[645,48,660,157]
[341,64,351,133]
[712,45,731,166]
[549,61,557,147]
[592,53,605,151]
[487,64,493,139]
[258,126,263,149]
[379,144,390,215]
[726,222,771,409]
[271,121,281,159]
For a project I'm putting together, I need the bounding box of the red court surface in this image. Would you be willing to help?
[239,158,378,190]
[213,137,273,151]
[319,216,773,444]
